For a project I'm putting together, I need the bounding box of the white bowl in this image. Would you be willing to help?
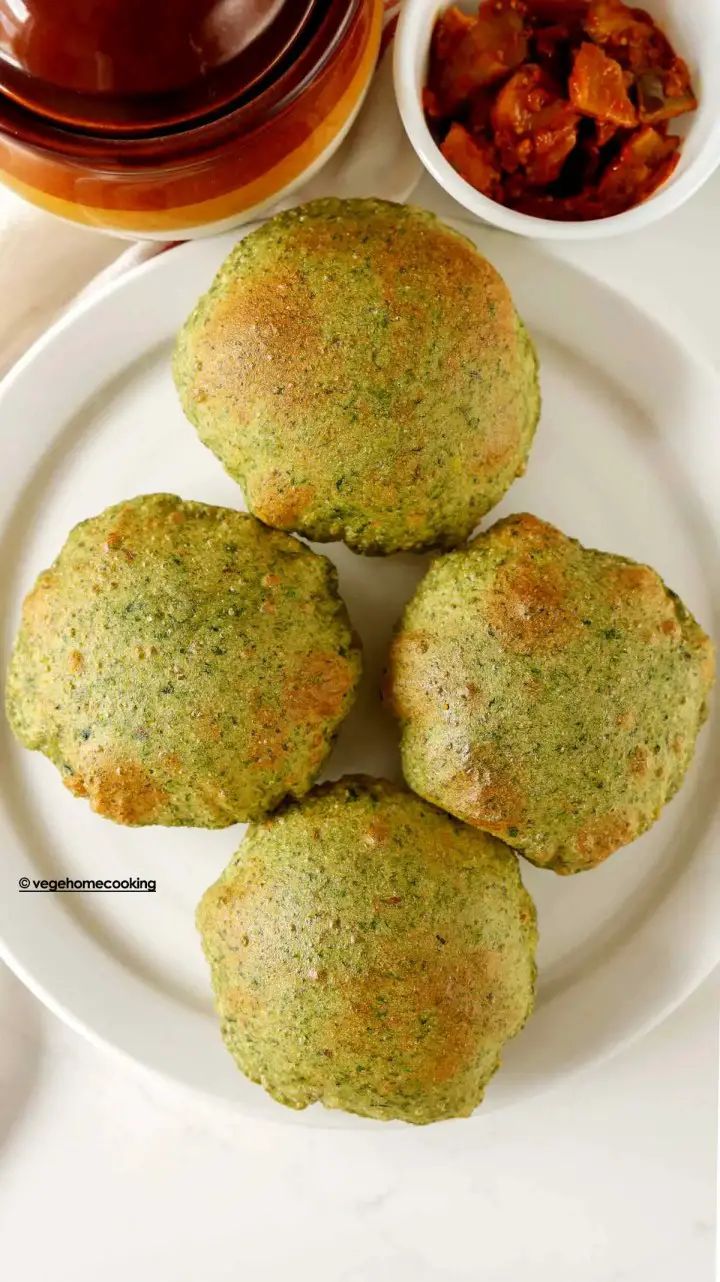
[394,0,720,239]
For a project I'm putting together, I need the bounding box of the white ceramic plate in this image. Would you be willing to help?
[0,219,718,1127]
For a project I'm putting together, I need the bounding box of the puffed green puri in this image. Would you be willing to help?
[6,494,361,827]
[388,514,715,874]
[197,777,537,1123]
[173,198,540,555]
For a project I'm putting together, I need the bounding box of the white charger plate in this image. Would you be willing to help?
[0,218,718,1126]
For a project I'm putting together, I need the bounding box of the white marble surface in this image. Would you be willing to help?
[1,171,719,1281]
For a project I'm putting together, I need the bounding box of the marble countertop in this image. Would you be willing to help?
[1,170,718,1282]
[1,963,716,1281]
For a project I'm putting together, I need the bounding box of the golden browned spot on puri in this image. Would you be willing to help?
[434,949,528,1057]
[293,211,514,387]
[21,569,58,634]
[193,778,235,825]
[286,651,356,723]
[486,554,577,653]
[221,983,263,1022]
[250,475,316,530]
[65,758,167,825]
[249,707,289,772]
[397,224,506,316]
[574,810,639,868]
[198,265,324,411]
[423,982,485,1086]
[340,942,507,1090]
[606,561,660,601]
[617,710,637,731]
[373,894,403,910]
[385,631,433,717]
[466,419,520,475]
[361,819,391,848]
[629,744,651,777]
[64,773,88,798]
[382,226,507,334]
[490,512,567,551]
[102,529,137,563]
[197,878,242,936]
[604,562,676,638]
[67,649,84,673]
[99,501,156,550]
[447,762,527,834]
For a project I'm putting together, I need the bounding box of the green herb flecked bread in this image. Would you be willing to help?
[6,494,361,827]
[197,776,537,1123]
[173,198,540,555]
[388,513,715,874]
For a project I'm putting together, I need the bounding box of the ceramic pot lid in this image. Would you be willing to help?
[0,0,320,133]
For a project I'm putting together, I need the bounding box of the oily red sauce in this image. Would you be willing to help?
[424,0,697,220]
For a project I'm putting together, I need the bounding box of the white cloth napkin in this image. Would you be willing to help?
[0,8,420,376]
